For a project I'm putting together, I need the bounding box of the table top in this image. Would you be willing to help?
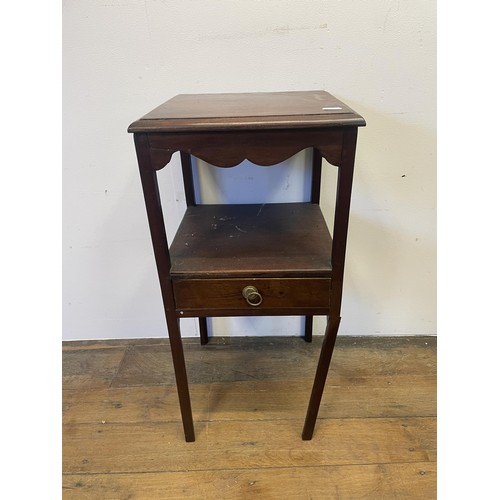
[128,90,365,133]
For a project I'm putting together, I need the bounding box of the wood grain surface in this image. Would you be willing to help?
[128,90,366,133]
[169,203,333,279]
[63,335,436,498]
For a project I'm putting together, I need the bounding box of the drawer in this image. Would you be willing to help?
[173,278,331,317]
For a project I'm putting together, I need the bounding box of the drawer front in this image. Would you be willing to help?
[173,278,331,317]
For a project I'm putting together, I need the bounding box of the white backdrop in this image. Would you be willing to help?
[62,0,436,340]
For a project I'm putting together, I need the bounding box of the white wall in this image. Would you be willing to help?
[63,0,436,340]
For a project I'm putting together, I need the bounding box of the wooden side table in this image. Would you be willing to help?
[128,90,365,441]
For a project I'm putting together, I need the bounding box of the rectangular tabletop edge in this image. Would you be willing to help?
[128,115,366,133]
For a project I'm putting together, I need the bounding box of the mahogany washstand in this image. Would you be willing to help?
[128,90,366,441]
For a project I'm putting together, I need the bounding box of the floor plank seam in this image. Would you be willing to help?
[62,415,436,427]
[62,459,437,477]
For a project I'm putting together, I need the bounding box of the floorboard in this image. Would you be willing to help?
[62,335,436,498]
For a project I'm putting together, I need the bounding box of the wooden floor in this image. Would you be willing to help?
[62,335,436,499]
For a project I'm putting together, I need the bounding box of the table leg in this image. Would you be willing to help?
[199,317,209,345]
[180,151,196,207]
[164,311,195,442]
[304,316,313,342]
[301,315,341,440]
[301,129,358,439]
[310,148,322,204]
[135,133,195,442]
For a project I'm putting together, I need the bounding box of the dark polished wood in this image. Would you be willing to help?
[306,147,323,342]
[330,128,358,317]
[134,134,195,442]
[310,148,323,204]
[173,278,331,317]
[304,316,313,343]
[169,203,332,279]
[302,316,341,440]
[129,91,365,442]
[198,317,209,345]
[179,151,196,207]
[145,128,345,170]
[128,90,365,133]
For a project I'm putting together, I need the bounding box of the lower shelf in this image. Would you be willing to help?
[169,202,333,279]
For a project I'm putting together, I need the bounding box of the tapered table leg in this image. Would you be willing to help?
[302,316,341,440]
[304,316,313,342]
[164,312,195,442]
[199,317,209,345]
[135,134,195,442]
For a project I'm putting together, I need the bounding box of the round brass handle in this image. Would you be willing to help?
[242,285,263,306]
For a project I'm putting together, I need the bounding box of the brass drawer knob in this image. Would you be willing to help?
[242,285,263,306]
